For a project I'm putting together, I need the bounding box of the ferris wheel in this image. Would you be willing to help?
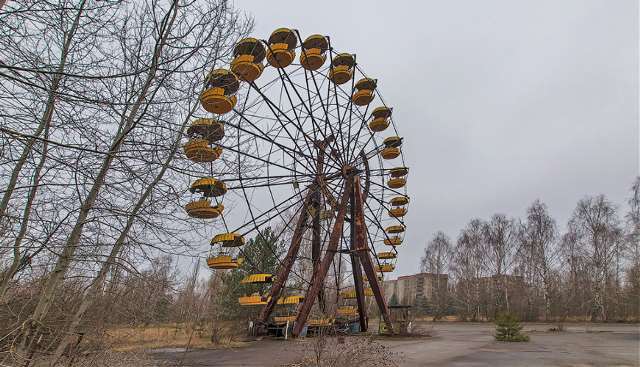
[183,28,409,335]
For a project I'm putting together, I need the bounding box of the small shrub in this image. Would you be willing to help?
[494,313,529,342]
[302,335,401,367]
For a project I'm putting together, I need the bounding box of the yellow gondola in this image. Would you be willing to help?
[352,78,376,106]
[372,106,392,119]
[369,118,389,132]
[340,288,374,299]
[389,167,408,178]
[340,289,356,299]
[187,118,225,143]
[390,195,409,206]
[383,136,403,148]
[207,255,239,269]
[241,273,273,284]
[266,28,297,68]
[378,263,395,273]
[308,318,333,326]
[377,251,397,259]
[211,232,245,247]
[385,224,406,234]
[387,177,406,189]
[200,69,239,114]
[384,236,403,246]
[231,38,266,82]
[185,199,224,219]
[381,146,400,160]
[329,53,354,85]
[369,106,392,132]
[388,207,407,218]
[300,34,328,70]
[277,295,304,305]
[183,139,222,163]
[273,315,297,324]
[190,177,227,197]
[337,306,358,317]
[238,294,271,306]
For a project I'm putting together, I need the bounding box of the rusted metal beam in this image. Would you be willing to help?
[350,188,368,332]
[292,181,351,337]
[352,175,394,334]
[257,188,315,324]
[312,140,326,312]
[311,189,325,312]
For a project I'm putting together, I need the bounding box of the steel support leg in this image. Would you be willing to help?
[292,182,351,337]
[258,188,315,324]
[350,188,368,332]
[352,175,394,334]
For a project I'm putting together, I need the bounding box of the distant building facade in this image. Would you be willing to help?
[383,272,448,312]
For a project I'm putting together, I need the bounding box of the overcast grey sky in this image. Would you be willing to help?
[236,0,639,277]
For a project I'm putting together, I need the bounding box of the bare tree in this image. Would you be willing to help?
[451,219,486,320]
[624,177,639,319]
[517,200,558,320]
[566,195,622,321]
[483,214,519,316]
[420,231,452,319]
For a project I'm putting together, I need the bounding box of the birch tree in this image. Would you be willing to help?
[517,200,558,320]
[420,231,452,319]
[566,195,622,321]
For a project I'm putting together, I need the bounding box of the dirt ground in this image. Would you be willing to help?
[151,322,640,367]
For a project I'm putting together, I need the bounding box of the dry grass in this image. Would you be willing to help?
[293,335,402,367]
[30,350,172,367]
[103,322,248,352]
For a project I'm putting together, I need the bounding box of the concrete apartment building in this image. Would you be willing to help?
[383,272,449,309]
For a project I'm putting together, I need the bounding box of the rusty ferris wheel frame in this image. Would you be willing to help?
[184,28,409,336]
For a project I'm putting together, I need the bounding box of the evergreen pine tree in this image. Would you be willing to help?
[495,313,530,342]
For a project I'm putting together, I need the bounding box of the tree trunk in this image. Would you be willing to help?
[0,121,50,302]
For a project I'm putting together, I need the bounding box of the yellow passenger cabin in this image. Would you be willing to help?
[384,236,403,246]
[388,206,407,218]
[266,28,297,68]
[352,78,376,106]
[369,106,392,132]
[238,294,270,306]
[241,273,273,284]
[300,34,328,70]
[377,251,397,259]
[183,139,222,163]
[207,255,239,269]
[378,263,395,273]
[185,199,224,219]
[211,232,245,247]
[329,53,355,85]
[190,177,227,197]
[231,38,266,82]
[387,177,406,189]
[385,224,406,234]
[381,146,400,160]
[390,195,409,206]
[200,69,239,114]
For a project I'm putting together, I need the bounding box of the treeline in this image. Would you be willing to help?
[420,178,640,322]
